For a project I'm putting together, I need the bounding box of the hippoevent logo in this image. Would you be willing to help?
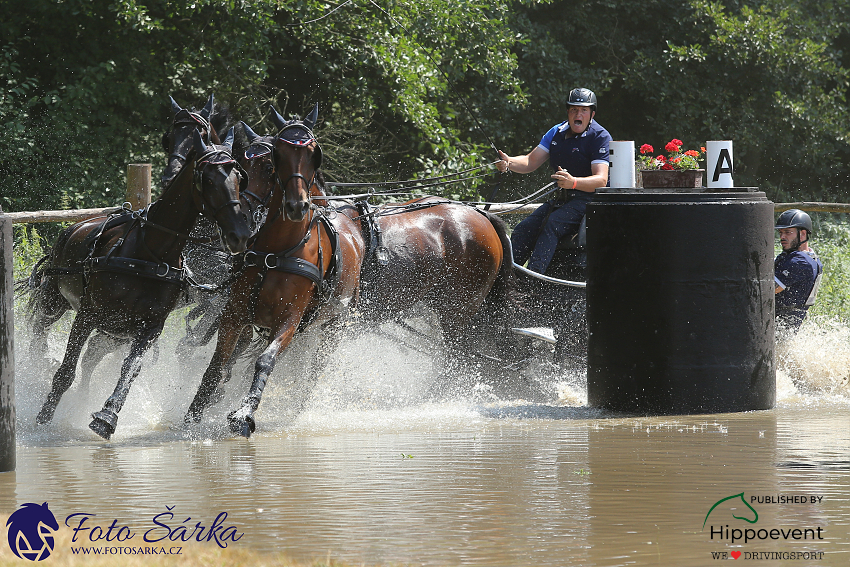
[704,492,826,561]
[703,492,759,529]
[5,502,245,560]
[6,503,59,561]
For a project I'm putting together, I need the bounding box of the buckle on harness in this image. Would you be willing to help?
[156,263,171,277]
[264,254,278,270]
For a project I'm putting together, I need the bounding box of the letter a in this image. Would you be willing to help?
[712,148,733,182]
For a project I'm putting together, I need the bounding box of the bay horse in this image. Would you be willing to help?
[183,104,366,436]
[357,197,513,344]
[184,104,513,436]
[26,95,252,439]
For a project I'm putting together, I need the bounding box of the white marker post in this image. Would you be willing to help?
[608,141,636,188]
[706,140,734,189]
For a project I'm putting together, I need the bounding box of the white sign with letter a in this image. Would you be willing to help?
[608,140,635,188]
[707,140,734,188]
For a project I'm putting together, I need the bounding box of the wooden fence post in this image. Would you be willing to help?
[126,163,152,210]
[0,210,15,472]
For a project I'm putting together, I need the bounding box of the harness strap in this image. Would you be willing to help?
[85,256,188,285]
[355,201,389,275]
[243,254,324,289]
[241,212,343,326]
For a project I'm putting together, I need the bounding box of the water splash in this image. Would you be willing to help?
[11,305,850,443]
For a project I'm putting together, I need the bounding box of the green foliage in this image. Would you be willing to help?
[2,0,850,210]
[11,224,47,281]
[10,224,49,322]
[500,0,850,201]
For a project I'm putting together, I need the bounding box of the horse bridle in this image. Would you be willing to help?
[193,145,246,222]
[242,139,276,232]
[274,123,320,199]
[169,110,213,164]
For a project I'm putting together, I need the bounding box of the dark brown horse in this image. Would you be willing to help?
[26,95,253,439]
[184,105,366,436]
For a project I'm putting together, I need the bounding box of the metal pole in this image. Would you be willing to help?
[0,210,15,472]
[126,163,152,210]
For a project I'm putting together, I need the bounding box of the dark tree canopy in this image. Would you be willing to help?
[2,0,849,213]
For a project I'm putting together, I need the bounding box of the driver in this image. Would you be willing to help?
[496,87,612,274]
[774,209,823,332]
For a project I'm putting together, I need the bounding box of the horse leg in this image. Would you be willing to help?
[184,316,248,425]
[88,326,162,440]
[78,331,130,395]
[36,314,95,425]
[28,298,68,371]
[228,320,299,438]
[291,317,343,414]
[176,292,228,356]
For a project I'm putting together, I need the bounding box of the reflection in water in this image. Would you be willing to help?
[3,314,850,565]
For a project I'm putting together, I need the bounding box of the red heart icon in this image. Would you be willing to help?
[731,551,742,559]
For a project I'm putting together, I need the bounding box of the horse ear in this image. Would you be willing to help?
[169,95,182,115]
[223,127,235,149]
[269,105,287,130]
[241,121,260,143]
[304,102,319,130]
[193,128,208,154]
[200,93,214,120]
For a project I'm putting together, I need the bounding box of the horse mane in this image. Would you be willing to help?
[315,170,330,195]
[209,103,234,144]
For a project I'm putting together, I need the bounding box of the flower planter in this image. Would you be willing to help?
[640,169,704,188]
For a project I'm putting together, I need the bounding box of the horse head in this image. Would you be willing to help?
[191,127,252,253]
[161,94,218,190]
[238,121,279,235]
[270,103,323,222]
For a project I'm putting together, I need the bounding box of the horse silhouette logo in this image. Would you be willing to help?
[703,492,759,529]
[5,502,59,561]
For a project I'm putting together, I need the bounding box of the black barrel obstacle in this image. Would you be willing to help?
[586,188,775,414]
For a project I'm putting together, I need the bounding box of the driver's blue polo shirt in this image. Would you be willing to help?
[537,119,611,179]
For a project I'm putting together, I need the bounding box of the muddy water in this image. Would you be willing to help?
[2,313,850,566]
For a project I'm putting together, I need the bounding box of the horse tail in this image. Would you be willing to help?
[17,226,73,321]
[480,210,515,313]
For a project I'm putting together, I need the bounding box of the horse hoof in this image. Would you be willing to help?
[89,410,118,440]
[227,410,255,438]
[183,410,202,427]
[36,405,55,425]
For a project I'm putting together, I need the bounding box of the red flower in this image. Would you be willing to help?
[684,150,699,158]
[665,140,682,153]
[655,155,666,162]
[700,146,706,153]
[661,163,675,170]
[640,144,654,155]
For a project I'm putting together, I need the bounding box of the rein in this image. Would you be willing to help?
[40,138,245,290]
[127,202,219,245]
